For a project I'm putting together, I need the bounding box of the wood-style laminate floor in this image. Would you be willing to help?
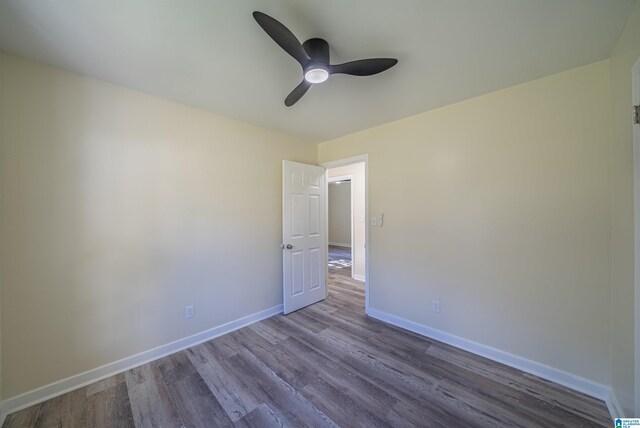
[4,262,612,427]
[328,245,352,278]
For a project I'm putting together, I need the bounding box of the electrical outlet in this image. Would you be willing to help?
[185,305,195,319]
[371,213,384,227]
[432,300,441,313]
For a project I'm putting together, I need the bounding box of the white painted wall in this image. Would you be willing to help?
[319,62,613,386]
[0,52,317,399]
[328,163,365,281]
[609,0,640,415]
[328,182,351,247]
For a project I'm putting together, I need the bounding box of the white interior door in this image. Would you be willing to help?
[282,160,326,314]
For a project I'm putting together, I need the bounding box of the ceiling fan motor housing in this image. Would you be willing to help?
[303,38,330,64]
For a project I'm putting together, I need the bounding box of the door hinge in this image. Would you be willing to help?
[634,105,640,125]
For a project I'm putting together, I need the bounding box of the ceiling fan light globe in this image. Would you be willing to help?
[304,68,329,84]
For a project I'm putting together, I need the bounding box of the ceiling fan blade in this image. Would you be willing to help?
[330,58,398,76]
[253,11,309,66]
[285,80,312,106]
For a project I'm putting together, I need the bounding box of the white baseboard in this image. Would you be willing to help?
[367,307,618,420]
[606,389,625,419]
[0,304,283,424]
[0,401,7,426]
[328,242,351,248]
[352,274,365,281]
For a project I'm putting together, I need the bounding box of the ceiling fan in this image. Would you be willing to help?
[253,11,398,106]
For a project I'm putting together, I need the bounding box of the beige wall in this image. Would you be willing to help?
[328,182,351,247]
[319,61,613,385]
[328,163,366,280]
[0,52,316,398]
[609,1,640,416]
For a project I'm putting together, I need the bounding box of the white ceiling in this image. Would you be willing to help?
[0,0,635,142]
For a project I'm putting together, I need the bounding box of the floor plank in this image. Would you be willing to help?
[234,403,285,428]
[223,348,337,427]
[2,406,40,428]
[85,382,135,428]
[124,363,183,428]
[33,387,88,428]
[168,372,233,428]
[185,342,261,422]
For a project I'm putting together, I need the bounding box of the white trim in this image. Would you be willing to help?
[352,274,365,282]
[321,155,369,313]
[327,175,352,184]
[328,242,351,248]
[0,401,7,426]
[606,389,625,419]
[0,304,283,423]
[367,307,619,418]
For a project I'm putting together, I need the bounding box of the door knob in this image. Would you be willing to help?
[281,243,293,249]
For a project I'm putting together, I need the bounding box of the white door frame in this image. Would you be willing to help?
[632,56,640,416]
[328,174,355,266]
[321,155,370,314]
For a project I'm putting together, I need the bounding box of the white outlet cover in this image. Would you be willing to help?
[432,300,441,313]
[185,305,195,319]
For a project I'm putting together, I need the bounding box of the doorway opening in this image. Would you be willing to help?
[328,178,353,278]
[323,156,369,313]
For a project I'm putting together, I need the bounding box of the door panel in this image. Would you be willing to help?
[309,195,319,235]
[291,250,304,295]
[310,247,320,290]
[282,160,326,314]
[291,193,303,237]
